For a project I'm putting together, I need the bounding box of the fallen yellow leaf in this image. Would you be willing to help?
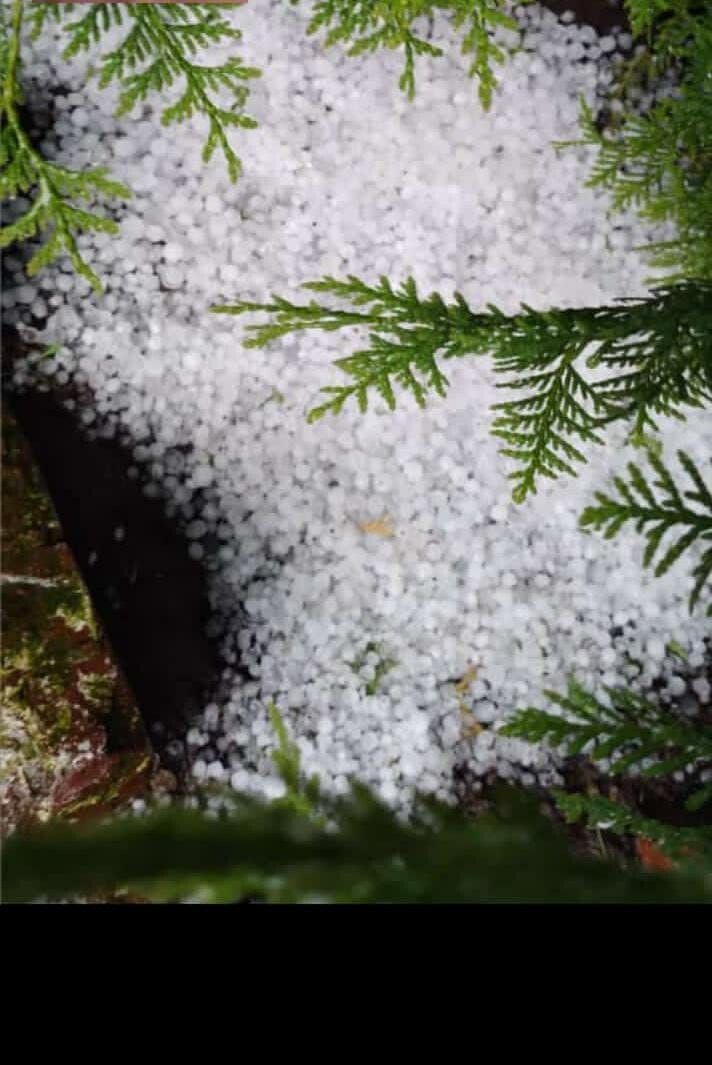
[453,665,484,738]
[454,665,478,695]
[358,515,395,537]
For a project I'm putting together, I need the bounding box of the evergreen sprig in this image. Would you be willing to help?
[27,0,75,42]
[625,1,707,62]
[0,0,130,292]
[297,0,520,105]
[213,274,472,415]
[554,791,712,861]
[6,781,711,903]
[580,448,712,612]
[214,278,712,502]
[561,4,712,281]
[268,702,322,819]
[53,2,260,183]
[502,678,712,811]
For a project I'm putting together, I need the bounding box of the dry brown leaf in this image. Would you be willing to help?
[358,515,395,538]
[455,665,478,695]
[454,665,483,738]
[460,717,483,739]
[636,837,676,873]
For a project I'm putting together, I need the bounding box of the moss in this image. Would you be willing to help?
[55,752,154,822]
[1,404,154,832]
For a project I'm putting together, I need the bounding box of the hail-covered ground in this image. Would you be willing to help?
[6,3,711,811]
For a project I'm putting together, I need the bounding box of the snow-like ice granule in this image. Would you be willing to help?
[5,3,710,811]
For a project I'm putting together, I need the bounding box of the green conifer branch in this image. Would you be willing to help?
[55,3,260,183]
[580,448,712,611]
[560,4,712,281]
[27,0,74,42]
[503,678,712,810]
[554,791,712,858]
[268,702,323,819]
[0,0,130,292]
[297,0,520,105]
[6,780,712,902]
[214,278,712,503]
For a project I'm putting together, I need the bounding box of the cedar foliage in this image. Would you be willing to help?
[502,678,712,814]
[293,0,521,104]
[1,2,258,289]
[5,710,711,903]
[0,0,130,291]
[213,279,712,524]
[217,0,712,611]
[1,1,516,286]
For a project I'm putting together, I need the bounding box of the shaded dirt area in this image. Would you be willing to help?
[1,399,166,831]
[3,330,222,782]
[542,1,628,34]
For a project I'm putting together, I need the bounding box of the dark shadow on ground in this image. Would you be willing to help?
[541,1,628,34]
[4,329,221,775]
